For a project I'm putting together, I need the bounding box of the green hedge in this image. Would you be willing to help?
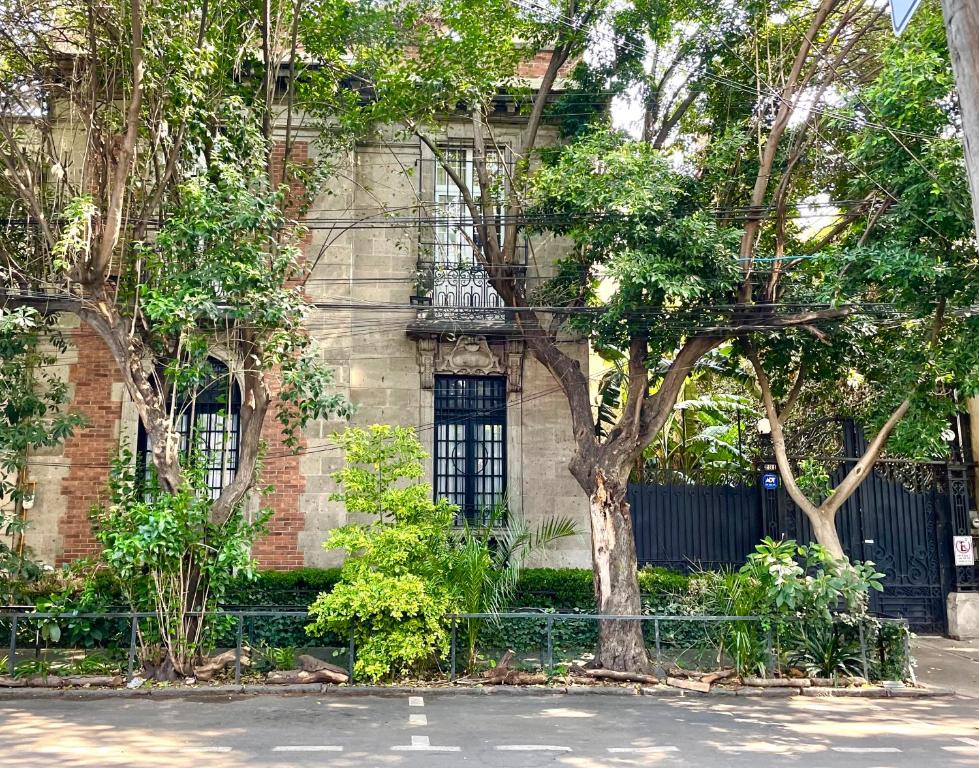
[223,567,343,607]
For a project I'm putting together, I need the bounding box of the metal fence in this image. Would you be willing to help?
[445,612,912,683]
[0,609,912,686]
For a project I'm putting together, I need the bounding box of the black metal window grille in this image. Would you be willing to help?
[434,375,507,525]
[137,360,241,500]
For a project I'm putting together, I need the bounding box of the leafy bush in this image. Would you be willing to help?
[306,426,461,682]
[686,538,889,677]
[740,537,884,618]
[252,643,299,673]
[92,453,268,677]
[787,622,864,679]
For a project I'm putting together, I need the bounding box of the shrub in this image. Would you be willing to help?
[306,426,461,682]
[92,453,268,677]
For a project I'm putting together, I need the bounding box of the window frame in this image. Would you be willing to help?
[433,374,508,526]
[136,359,241,500]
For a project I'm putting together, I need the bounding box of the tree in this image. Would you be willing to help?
[0,0,362,524]
[384,0,969,671]
[739,5,979,557]
[941,0,979,237]
[0,0,451,675]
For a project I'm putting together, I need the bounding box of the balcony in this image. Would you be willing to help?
[406,246,527,338]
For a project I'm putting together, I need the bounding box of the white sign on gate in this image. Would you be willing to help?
[953,536,975,567]
[890,0,923,36]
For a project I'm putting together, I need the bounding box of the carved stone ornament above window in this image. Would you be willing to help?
[416,335,524,392]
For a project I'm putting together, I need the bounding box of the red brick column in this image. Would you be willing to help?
[57,328,123,564]
[250,140,311,569]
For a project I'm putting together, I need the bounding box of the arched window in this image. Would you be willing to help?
[137,359,241,499]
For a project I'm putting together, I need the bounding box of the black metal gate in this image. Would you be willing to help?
[758,466,954,634]
[632,429,974,632]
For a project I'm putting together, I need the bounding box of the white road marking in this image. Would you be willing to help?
[943,747,976,753]
[832,747,901,753]
[390,735,461,752]
[409,713,428,726]
[408,695,424,707]
[496,745,573,752]
[957,737,979,747]
[608,746,680,754]
[272,746,344,752]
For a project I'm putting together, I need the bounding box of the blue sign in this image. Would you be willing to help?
[890,0,922,35]
[762,473,780,491]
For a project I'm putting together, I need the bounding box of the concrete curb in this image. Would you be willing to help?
[0,681,956,701]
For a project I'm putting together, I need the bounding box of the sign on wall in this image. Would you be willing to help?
[953,535,975,567]
[761,473,780,491]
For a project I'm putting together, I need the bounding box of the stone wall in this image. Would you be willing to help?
[21,124,592,570]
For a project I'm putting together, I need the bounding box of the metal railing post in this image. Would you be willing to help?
[903,623,915,684]
[127,614,137,680]
[765,626,775,676]
[653,619,662,678]
[450,619,457,681]
[858,622,870,681]
[545,616,554,675]
[348,627,355,683]
[235,614,243,685]
[8,615,17,676]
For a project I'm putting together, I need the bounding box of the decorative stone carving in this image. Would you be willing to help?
[505,339,525,392]
[417,337,437,389]
[415,335,525,390]
[439,336,505,377]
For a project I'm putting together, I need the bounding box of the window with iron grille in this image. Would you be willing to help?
[136,359,241,500]
[428,146,508,319]
[434,375,507,525]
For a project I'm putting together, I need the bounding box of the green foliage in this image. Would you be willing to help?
[64,651,124,676]
[13,658,57,679]
[91,453,268,675]
[740,537,884,620]
[0,307,85,588]
[685,538,886,676]
[252,643,298,673]
[450,503,580,667]
[529,128,740,354]
[328,425,430,521]
[787,622,864,679]
[307,426,460,682]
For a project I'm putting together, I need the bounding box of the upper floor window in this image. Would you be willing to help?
[137,359,241,499]
[429,147,508,318]
[434,375,507,526]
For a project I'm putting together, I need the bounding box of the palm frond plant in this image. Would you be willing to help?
[787,622,864,681]
[449,500,579,669]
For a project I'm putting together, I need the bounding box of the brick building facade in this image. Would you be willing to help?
[10,110,592,570]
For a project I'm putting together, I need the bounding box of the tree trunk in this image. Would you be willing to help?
[588,471,651,673]
[805,508,845,560]
[942,0,979,238]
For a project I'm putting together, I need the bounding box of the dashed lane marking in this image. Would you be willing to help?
[608,746,680,754]
[496,745,573,752]
[272,746,344,752]
[391,735,461,752]
[408,696,424,707]
[832,747,901,753]
[409,713,428,726]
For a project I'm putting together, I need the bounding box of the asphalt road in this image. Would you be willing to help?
[1,691,978,767]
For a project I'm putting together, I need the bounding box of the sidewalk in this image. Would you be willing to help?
[913,635,979,698]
